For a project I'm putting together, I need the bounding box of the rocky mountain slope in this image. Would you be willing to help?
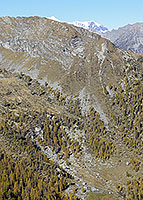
[69,18,143,53]
[103,23,143,53]
[0,16,141,120]
[0,16,143,200]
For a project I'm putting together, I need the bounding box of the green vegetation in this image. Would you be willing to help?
[110,65,143,199]
[0,147,75,200]
[85,106,114,159]
[0,65,143,199]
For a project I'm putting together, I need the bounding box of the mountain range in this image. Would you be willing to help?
[69,18,143,53]
[0,16,143,200]
[103,23,143,53]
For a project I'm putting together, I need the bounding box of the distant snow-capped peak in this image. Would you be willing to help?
[47,16,61,22]
[72,20,108,33]
[47,16,108,33]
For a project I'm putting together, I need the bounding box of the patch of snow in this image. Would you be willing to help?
[47,16,61,22]
[71,20,108,33]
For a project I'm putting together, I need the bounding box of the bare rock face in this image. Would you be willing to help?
[0,16,141,121]
[103,23,143,53]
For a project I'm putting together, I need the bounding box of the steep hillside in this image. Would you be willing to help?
[0,68,118,200]
[0,16,141,122]
[103,23,143,53]
[0,16,143,200]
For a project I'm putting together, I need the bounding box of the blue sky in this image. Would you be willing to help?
[1,0,143,29]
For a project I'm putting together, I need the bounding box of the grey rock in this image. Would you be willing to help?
[103,23,143,53]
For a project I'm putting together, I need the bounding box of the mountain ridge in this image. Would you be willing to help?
[51,17,143,53]
[103,22,143,53]
[0,16,140,122]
